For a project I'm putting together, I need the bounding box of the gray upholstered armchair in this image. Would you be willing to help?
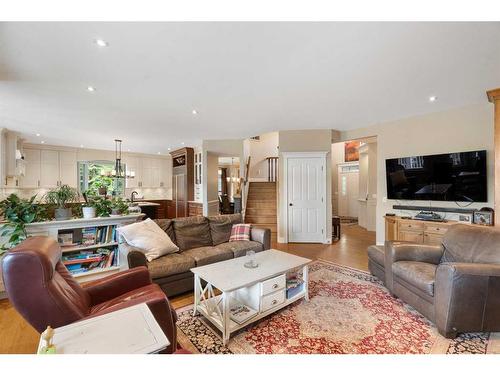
[385,224,500,338]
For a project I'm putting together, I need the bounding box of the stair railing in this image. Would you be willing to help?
[266,157,279,182]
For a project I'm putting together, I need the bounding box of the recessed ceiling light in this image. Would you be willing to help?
[95,39,108,47]
[429,96,437,102]
[167,148,171,151]
[41,140,45,144]
[192,109,198,115]
[157,152,161,155]
[87,86,96,92]
[181,142,185,145]
[80,144,84,148]
[127,149,131,152]
[36,133,41,137]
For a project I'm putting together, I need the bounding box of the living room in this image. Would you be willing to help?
[1,1,500,373]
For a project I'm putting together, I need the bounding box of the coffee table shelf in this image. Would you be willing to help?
[191,249,311,344]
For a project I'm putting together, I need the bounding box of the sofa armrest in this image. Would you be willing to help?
[124,243,148,268]
[384,241,444,292]
[83,266,152,306]
[435,262,500,337]
[251,227,271,250]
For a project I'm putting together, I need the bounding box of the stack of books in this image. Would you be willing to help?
[286,271,304,299]
[229,303,258,325]
[62,247,118,275]
[57,225,117,249]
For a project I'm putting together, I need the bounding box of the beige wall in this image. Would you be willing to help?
[278,129,334,243]
[247,132,279,181]
[341,103,494,245]
[331,141,346,215]
[201,139,244,215]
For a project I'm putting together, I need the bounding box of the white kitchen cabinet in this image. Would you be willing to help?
[159,158,171,189]
[40,150,60,188]
[59,151,77,187]
[124,156,141,189]
[141,158,161,188]
[21,149,41,188]
[21,149,78,189]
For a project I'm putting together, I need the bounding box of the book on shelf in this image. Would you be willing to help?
[82,227,97,245]
[58,232,74,247]
[229,303,258,325]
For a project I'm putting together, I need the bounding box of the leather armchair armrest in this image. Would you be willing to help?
[250,227,271,250]
[83,266,152,306]
[435,262,500,337]
[384,241,444,292]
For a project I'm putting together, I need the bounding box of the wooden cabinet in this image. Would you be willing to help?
[188,201,203,217]
[21,148,77,189]
[170,148,194,218]
[383,216,477,244]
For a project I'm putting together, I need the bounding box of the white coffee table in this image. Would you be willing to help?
[191,249,312,344]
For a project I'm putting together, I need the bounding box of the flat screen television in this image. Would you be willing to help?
[385,150,487,202]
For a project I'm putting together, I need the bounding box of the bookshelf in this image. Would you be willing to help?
[24,214,145,283]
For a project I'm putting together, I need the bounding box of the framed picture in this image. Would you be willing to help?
[473,209,494,226]
[344,141,360,162]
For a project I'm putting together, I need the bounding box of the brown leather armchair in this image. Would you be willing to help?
[385,224,500,338]
[1,236,178,353]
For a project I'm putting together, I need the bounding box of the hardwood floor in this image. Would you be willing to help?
[0,224,375,354]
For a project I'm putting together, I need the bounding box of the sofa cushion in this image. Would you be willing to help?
[173,216,213,251]
[147,253,196,279]
[154,219,177,245]
[182,246,233,267]
[117,218,179,261]
[229,223,252,242]
[392,261,436,297]
[208,214,243,245]
[216,241,264,258]
[367,245,385,267]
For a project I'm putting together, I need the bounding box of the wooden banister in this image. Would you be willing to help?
[266,157,279,182]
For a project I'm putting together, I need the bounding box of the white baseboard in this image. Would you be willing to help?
[277,236,286,243]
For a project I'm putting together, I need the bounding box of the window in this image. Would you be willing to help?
[78,161,125,196]
[398,156,424,169]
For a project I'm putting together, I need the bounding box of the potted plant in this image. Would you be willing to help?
[110,197,129,216]
[45,185,79,221]
[81,192,96,219]
[89,195,112,217]
[0,194,47,254]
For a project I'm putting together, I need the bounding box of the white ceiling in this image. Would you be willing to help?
[1,22,500,154]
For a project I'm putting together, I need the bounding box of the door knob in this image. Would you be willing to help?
[289,203,293,206]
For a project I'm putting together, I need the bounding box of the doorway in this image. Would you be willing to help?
[284,152,327,243]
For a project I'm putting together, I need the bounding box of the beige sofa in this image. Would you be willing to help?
[126,214,271,297]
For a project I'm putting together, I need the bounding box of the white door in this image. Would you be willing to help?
[40,150,59,188]
[338,166,359,218]
[287,157,326,243]
[21,149,41,188]
[59,151,77,187]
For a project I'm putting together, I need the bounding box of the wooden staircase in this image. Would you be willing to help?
[245,182,277,243]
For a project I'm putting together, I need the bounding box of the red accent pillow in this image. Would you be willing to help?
[229,224,252,242]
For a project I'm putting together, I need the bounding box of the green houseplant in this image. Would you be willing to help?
[110,197,129,216]
[0,194,46,253]
[88,195,112,217]
[45,185,79,220]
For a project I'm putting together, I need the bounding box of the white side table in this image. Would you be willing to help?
[37,303,169,354]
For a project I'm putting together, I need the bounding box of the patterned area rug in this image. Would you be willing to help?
[176,260,500,354]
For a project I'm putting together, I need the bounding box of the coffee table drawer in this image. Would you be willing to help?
[261,290,285,313]
[261,274,286,296]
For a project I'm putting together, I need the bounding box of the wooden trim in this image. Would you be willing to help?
[487,88,500,103]
[487,88,500,226]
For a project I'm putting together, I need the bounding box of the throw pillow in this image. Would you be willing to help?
[117,218,179,261]
[229,223,252,242]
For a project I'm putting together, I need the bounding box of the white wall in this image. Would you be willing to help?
[278,129,334,243]
[341,103,494,245]
[247,132,279,181]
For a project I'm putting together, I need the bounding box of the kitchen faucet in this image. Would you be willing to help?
[130,191,139,203]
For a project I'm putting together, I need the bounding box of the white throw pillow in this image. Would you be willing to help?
[117,218,179,261]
